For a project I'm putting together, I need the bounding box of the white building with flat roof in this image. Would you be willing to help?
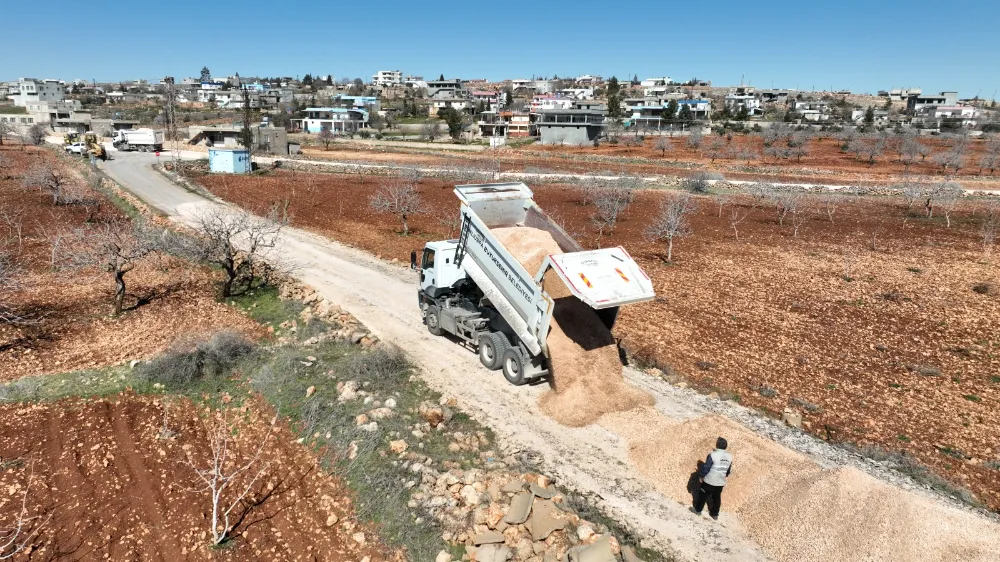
[10,78,65,106]
[373,70,402,86]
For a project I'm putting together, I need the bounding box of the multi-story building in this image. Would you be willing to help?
[906,91,959,112]
[293,107,369,133]
[10,78,65,106]
[536,108,606,145]
[373,70,403,86]
[426,79,465,98]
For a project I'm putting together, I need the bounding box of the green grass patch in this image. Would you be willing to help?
[963,394,982,403]
[229,285,302,326]
[0,106,26,114]
[0,365,148,403]
[897,434,911,443]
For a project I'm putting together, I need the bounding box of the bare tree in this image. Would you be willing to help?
[654,136,673,157]
[0,251,27,325]
[899,183,923,210]
[317,129,335,150]
[820,193,840,223]
[900,135,925,170]
[789,198,809,237]
[686,130,703,150]
[591,181,635,245]
[729,201,753,241]
[0,206,25,255]
[933,182,964,228]
[58,218,156,315]
[684,171,721,194]
[0,460,50,559]
[369,179,424,235]
[176,207,287,297]
[769,191,802,227]
[620,134,644,153]
[25,124,47,146]
[981,205,999,259]
[435,207,461,238]
[978,138,1000,175]
[848,133,886,166]
[703,137,727,163]
[932,135,970,173]
[646,192,697,261]
[714,193,730,218]
[23,165,69,205]
[0,121,16,147]
[185,410,272,546]
[421,122,439,142]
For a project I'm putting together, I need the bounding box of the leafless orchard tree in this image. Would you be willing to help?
[369,178,425,236]
[789,197,809,237]
[841,245,859,280]
[23,165,70,205]
[933,182,964,228]
[848,133,887,166]
[0,251,28,325]
[174,207,288,297]
[646,191,697,261]
[820,193,840,223]
[434,207,461,238]
[0,460,50,559]
[728,200,754,241]
[714,193,730,218]
[769,191,802,227]
[591,182,634,245]
[978,138,1000,175]
[703,137,727,163]
[899,183,923,210]
[25,124,46,146]
[421,122,439,142]
[57,218,157,315]
[620,134,644,153]
[932,134,970,173]
[317,129,335,150]
[185,411,273,546]
[686,130,703,150]
[899,135,926,170]
[654,136,673,157]
[747,181,775,203]
[980,204,999,259]
[0,206,25,255]
[0,121,16,147]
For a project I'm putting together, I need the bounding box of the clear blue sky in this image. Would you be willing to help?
[5,0,998,99]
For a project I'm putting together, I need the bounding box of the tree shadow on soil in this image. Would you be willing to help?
[228,465,315,543]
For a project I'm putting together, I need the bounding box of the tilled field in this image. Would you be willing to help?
[0,395,380,561]
[197,169,1000,510]
[0,146,263,380]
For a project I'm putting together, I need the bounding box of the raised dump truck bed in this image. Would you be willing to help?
[414,182,655,385]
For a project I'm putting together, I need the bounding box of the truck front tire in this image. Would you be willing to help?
[478,332,508,370]
[502,348,527,386]
[425,305,443,336]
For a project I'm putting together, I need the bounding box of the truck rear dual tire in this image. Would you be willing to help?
[478,332,508,371]
[502,348,526,386]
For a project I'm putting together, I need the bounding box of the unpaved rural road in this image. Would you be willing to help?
[100,150,1000,561]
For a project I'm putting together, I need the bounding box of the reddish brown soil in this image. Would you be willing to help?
[199,169,1000,509]
[0,146,263,380]
[289,136,1000,189]
[0,394,382,561]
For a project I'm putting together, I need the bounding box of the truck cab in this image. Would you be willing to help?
[417,240,465,298]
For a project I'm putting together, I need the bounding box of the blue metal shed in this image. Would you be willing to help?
[208,147,250,174]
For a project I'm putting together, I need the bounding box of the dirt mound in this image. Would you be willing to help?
[493,226,653,427]
[603,410,820,510]
[743,466,1000,562]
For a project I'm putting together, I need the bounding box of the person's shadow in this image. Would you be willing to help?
[686,460,705,507]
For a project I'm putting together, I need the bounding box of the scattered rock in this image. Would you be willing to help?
[367,407,394,420]
[325,514,339,527]
[526,499,565,541]
[347,441,358,460]
[435,551,453,562]
[351,331,368,344]
[338,381,359,401]
[351,532,366,545]
[502,479,526,493]
[504,492,533,525]
[473,530,505,545]
[568,536,615,562]
[359,422,378,432]
[576,524,595,542]
[475,544,512,562]
[460,484,482,506]
[782,408,803,429]
[419,401,453,428]
[384,397,397,408]
[390,440,408,454]
[305,385,316,398]
[129,360,140,369]
[529,483,556,499]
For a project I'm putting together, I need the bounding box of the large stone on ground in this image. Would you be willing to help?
[473,530,505,545]
[502,479,526,493]
[419,400,453,428]
[529,482,556,499]
[570,536,616,562]
[621,545,645,562]
[474,544,512,562]
[503,491,534,525]
[526,499,565,541]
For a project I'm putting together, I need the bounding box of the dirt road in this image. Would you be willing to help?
[99,151,1000,561]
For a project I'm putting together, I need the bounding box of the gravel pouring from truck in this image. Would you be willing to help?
[413,182,655,385]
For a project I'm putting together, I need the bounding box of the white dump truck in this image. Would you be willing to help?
[413,182,655,385]
[112,128,164,152]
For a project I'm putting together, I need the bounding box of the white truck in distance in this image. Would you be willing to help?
[413,182,655,385]
[112,128,164,152]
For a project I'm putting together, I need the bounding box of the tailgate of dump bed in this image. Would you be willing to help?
[539,247,655,309]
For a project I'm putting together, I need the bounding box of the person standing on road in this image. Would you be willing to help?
[691,437,732,521]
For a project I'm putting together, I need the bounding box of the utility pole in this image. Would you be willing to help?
[162,76,181,174]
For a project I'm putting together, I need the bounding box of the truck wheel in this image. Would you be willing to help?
[425,305,443,336]
[478,332,508,370]
[501,348,527,386]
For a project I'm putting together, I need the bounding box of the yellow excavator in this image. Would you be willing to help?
[82,132,107,161]
[63,132,80,145]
